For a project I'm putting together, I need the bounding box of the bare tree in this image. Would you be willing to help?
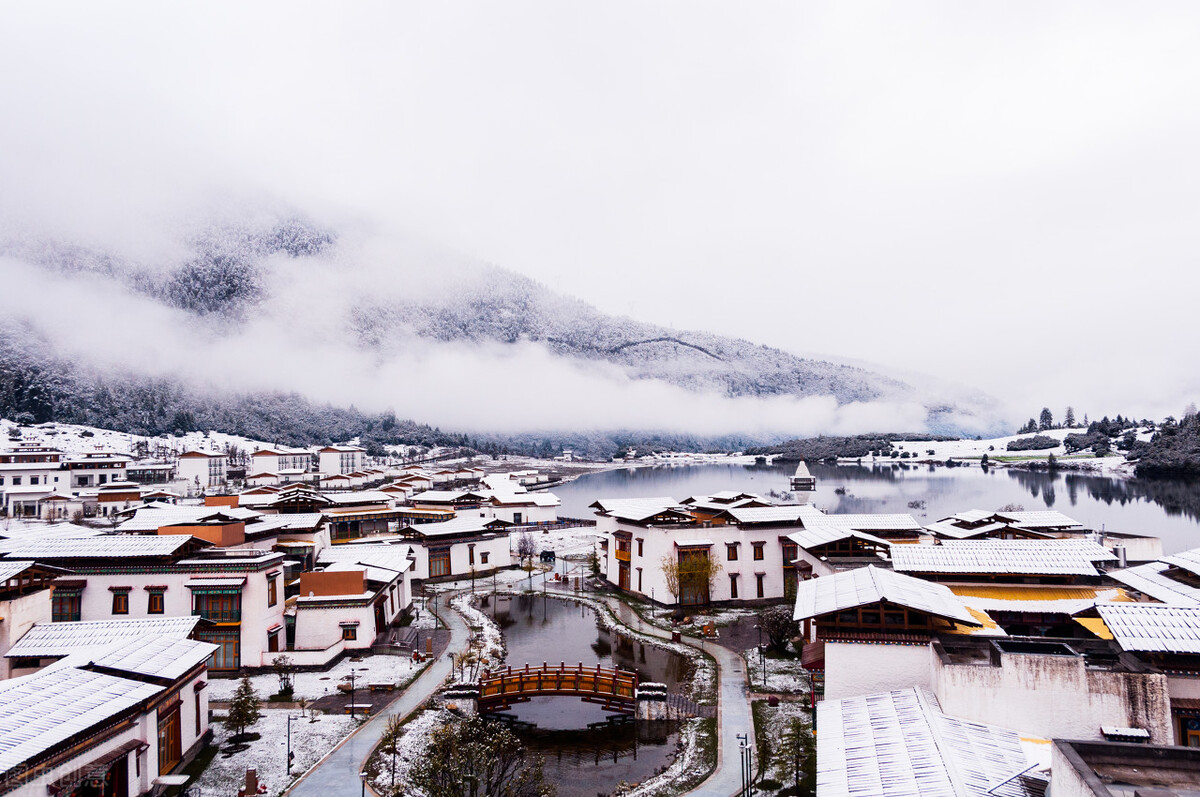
[660,552,721,607]
[516,531,537,570]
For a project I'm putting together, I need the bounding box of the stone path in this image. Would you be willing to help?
[598,595,754,797]
[282,592,471,797]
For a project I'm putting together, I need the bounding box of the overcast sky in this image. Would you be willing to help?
[2,1,1199,429]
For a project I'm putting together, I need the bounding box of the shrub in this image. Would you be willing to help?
[1006,435,1058,452]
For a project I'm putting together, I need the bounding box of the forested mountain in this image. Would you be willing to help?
[0,211,996,450]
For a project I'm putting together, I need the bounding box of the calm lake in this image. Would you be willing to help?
[553,461,1200,554]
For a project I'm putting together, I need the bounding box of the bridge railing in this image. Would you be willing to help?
[478,662,637,702]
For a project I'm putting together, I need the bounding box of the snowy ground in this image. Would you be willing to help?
[1,418,272,458]
[207,654,428,704]
[364,707,454,797]
[197,708,358,797]
[626,717,713,797]
[845,428,1141,476]
[751,699,812,789]
[744,649,811,696]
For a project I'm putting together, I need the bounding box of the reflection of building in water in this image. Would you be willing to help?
[790,461,816,501]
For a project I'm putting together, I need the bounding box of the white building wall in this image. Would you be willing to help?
[409,536,512,581]
[603,522,790,604]
[177,456,226,490]
[932,649,1173,744]
[293,601,377,653]
[0,590,52,677]
[823,641,932,700]
[72,568,285,670]
[1047,743,1095,797]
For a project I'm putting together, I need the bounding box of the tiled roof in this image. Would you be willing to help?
[891,539,1114,576]
[1161,549,1200,578]
[1107,561,1200,606]
[787,526,891,551]
[1096,604,1200,654]
[923,521,1017,540]
[0,535,205,560]
[949,585,1130,616]
[0,667,162,774]
[793,565,977,626]
[992,510,1083,529]
[403,515,511,537]
[89,635,217,680]
[590,497,690,523]
[118,506,260,532]
[720,506,809,525]
[816,688,1036,797]
[799,505,922,531]
[6,617,201,658]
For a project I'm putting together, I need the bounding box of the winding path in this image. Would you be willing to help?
[598,596,754,797]
[282,592,471,797]
[284,578,753,797]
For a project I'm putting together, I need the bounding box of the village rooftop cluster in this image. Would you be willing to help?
[0,438,1198,796]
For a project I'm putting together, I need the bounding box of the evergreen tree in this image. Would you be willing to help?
[408,716,553,796]
[1065,406,1076,428]
[225,676,262,738]
[1039,407,1054,431]
[776,717,816,794]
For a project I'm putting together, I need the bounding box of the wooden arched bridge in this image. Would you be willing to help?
[477,662,639,716]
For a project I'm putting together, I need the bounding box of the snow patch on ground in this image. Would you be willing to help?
[854,428,1136,476]
[365,707,449,797]
[626,717,711,797]
[744,649,811,695]
[207,654,428,703]
[196,708,358,797]
[450,593,507,680]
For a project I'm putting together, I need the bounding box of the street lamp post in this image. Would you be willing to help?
[348,668,358,718]
[359,770,369,797]
[286,714,297,772]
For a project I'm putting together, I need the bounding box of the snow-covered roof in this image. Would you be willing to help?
[0,535,207,560]
[950,509,995,524]
[402,515,511,538]
[88,635,216,680]
[817,688,1035,797]
[1096,604,1200,654]
[992,510,1083,529]
[786,526,891,551]
[793,565,977,626]
[798,505,922,531]
[488,492,561,507]
[590,497,690,523]
[318,544,412,582]
[949,586,1129,616]
[0,560,63,584]
[719,506,809,525]
[1107,561,1200,606]
[118,506,260,532]
[891,539,1115,576]
[1161,548,1200,578]
[245,513,326,535]
[923,520,1018,540]
[6,617,202,658]
[409,490,487,503]
[0,667,163,775]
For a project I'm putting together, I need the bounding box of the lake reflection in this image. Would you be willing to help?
[551,461,1200,554]
[490,594,688,797]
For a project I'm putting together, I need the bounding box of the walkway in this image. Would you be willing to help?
[599,596,754,797]
[283,592,471,797]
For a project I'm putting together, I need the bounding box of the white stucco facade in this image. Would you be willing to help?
[821,640,933,700]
